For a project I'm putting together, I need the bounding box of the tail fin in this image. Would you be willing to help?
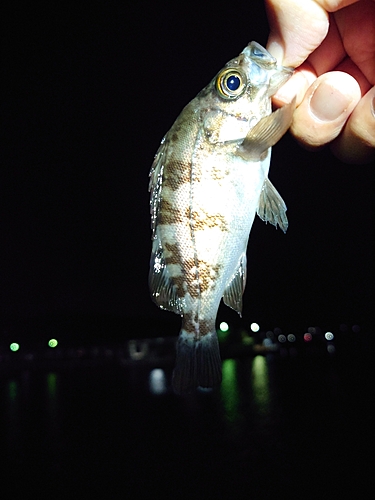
[172,330,222,394]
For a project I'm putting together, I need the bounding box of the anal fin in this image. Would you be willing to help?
[223,252,247,316]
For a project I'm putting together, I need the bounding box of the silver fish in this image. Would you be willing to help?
[149,41,294,393]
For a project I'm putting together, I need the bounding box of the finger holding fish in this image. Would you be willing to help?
[266,0,375,163]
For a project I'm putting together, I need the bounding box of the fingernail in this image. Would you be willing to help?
[267,40,284,65]
[310,81,352,121]
[371,96,375,118]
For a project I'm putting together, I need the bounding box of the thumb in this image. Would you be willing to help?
[265,0,329,67]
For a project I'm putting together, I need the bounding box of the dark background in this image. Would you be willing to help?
[2,0,373,344]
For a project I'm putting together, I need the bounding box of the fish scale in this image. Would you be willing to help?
[149,41,295,393]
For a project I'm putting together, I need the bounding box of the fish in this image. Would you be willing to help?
[149,41,295,394]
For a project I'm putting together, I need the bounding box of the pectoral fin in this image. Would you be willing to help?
[223,252,247,316]
[236,97,296,161]
[257,178,288,233]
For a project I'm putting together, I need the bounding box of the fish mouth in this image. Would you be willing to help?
[268,66,294,96]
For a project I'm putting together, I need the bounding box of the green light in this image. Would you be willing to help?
[47,372,57,396]
[9,380,18,402]
[48,339,58,348]
[219,322,229,332]
[10,343,20,352]
[221,359,240,423]
[218,321,230,342]
[252,355,270,415]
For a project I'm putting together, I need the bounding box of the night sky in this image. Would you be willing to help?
[2,1,373,342]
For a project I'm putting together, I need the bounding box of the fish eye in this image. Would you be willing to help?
[216,69,246,99]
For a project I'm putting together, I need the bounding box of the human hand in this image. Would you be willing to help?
[266,0,375,164]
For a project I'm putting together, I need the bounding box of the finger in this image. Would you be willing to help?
[290,71,361,149]
[266,0,364,68]
[330,86,375,164]
[266,0,329,67]
[272,61,317,107]
[334,0,375,85]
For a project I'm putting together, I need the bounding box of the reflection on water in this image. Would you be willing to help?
[46,372,60,434]
[6,379,22,459]
[251,355,270,416]
[220,354,271,432]
[221,359,240,423]
[0,336,371,498]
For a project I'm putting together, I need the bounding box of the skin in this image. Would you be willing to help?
[265,0,375,164]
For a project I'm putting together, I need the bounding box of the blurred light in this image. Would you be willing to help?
[197,387,213,393]
[48,339,58,348]
[47,373,58,397]
[250,322,260,332]
[266,330,274,340]
[327,344,336,354]
[10,343,19,352]
[241,330,253,345]
[278,334,286,343]
[304,333,312,342]
[219,322,229,332]
[287,334,296,342]
[352,324,361,333]
[274,327,282,335]
[307,327,316,334]
[263,338,273,347]
[129,340,148,360]
[252,355,270,415]
[221,359,240,423]
[8,380,18,402]
[149,368,167,395]
[325,332,334,341]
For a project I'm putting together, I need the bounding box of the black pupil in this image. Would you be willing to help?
[226,74,240,91]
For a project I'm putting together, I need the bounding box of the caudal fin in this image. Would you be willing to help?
[172,330,222,394]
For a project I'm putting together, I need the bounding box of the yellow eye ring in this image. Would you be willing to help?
[216,68,246,99]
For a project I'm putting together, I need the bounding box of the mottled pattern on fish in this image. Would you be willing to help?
[149,42,294,393]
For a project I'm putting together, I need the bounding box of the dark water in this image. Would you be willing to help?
[0,337,372,499]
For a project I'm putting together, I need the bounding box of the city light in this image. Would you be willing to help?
[324,332,334,341]
[48,339,58,348]
[10,343,20,352]
[149,368,167,395]
[304,333,312,342]
[219,322,229,332]
[250,322,260,332]
[278,334,286,343]
[287,334,296,342]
